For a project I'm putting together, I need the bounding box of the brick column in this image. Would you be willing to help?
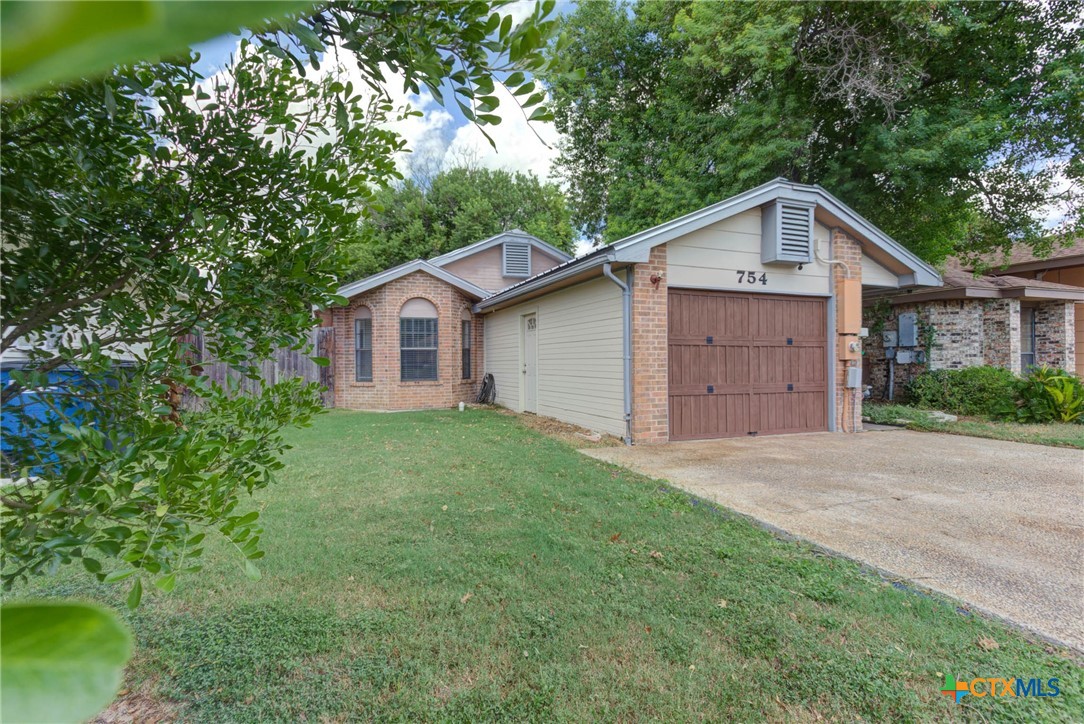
[1035,301,1075,371]
[631,244,669,443]
[832,230,863,432]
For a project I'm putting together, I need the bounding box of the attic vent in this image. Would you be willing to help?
[761,200,814,265]
[503,242,531,277]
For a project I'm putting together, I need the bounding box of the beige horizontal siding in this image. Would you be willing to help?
[667,209,832,296]
[483,275,625,437]
[861,253,900,288]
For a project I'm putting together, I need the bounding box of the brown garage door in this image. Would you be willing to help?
[668,289,828,440]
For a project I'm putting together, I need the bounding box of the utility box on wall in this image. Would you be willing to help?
[838,278,862,335]
[898,312,918,347]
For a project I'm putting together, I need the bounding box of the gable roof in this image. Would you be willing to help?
[876,267,1084,304]
[427,229,573,268]
[477,178,941,311]
[337,259,489,301]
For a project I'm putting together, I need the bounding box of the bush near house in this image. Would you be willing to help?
[1009,367,1084,424]
[900,365,1084,429]
[904,366,1018,416]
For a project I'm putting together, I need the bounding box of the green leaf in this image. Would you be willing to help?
[103,83,116,120]
[39,487,66,514]
[103,568,137,583]
[1,602,132,723]
[154,573,177,593]
[126,578,142,610]
[244,559,262,581]
[311,356,330,367]
[1,1,317,98]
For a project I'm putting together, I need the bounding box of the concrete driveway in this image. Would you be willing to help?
[584,429,1084,651]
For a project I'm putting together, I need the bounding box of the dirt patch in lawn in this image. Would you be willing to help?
[489,407,623,448]
[94,678,180,724]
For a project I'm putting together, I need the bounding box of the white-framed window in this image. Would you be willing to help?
[502,242,531,277]
[400,298,438,381]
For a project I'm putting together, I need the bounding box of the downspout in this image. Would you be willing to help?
[603,261,633,446]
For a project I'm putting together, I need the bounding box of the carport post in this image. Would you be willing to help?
[603,261,633,446]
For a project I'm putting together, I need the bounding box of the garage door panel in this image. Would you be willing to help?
[669,344,749,388]
[669,290,749,339]
[668,289,828,439]
[670,393,749,441]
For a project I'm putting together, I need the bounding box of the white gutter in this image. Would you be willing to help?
[602,261,633,446]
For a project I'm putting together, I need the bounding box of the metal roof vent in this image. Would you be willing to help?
[761,200,814,265]
[502,241,531,277]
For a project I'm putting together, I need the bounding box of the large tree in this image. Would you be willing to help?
[1,0,562,593]
[546,0,1083,263]
[345,163,576,279]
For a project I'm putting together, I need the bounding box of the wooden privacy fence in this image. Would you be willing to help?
[178,327,335,409]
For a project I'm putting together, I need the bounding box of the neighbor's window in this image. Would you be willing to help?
[1020,305,1037,370]
[400,298,438,381]
[354,307,372,382]
[462,318,472,379]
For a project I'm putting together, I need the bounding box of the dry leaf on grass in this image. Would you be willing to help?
[461,592,473,604]
[977,637,1000,651]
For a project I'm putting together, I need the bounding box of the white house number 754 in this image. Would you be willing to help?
[736,271,768,285]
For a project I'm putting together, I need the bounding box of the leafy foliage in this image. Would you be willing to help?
[0,0,315,98]
[1,2,562,594]
[544,0,1083,262]
[904,366,1018,416]
[1,602,132,723]
[1009,366,1084,424]
[344,164,576,280]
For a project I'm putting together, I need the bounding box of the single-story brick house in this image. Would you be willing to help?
[863,242,1084,400]
[329,179,940,443]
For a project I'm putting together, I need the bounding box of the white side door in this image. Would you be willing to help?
[522,314,537,412]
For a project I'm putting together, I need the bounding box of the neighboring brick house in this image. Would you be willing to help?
[328,180,941,442]
[863,243,1084,400]
[328,231,571,411]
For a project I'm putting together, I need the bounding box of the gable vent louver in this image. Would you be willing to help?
[503,241,531,277]
[761,200,814,265]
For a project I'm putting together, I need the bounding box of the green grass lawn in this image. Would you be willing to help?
[864,403,1084,449]
[16,410,1081,721]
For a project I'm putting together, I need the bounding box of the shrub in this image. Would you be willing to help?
[1009,367,1084,424]
[904,366,1018,416]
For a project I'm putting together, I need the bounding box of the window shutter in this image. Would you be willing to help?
[761,200,814,264]
[503,242,531,277]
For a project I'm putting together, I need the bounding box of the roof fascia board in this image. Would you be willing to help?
[887,287,1000,304]
[337,260,488,300]
[985,256,1084,276]
[607,178,940,288]
[1003,287,1084,301]
[474,253,614,312]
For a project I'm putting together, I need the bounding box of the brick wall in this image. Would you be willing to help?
[631,245,669,443]
[865,299,992,400]
[1035,301,1075,370]
[330,271,481,410]
[982,299,1020,373]
[832,229,863,432]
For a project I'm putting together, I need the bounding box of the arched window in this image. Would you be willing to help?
[354,307,372,382]
[400,298,438,381]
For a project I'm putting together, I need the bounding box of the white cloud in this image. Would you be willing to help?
[441,83,560,180]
